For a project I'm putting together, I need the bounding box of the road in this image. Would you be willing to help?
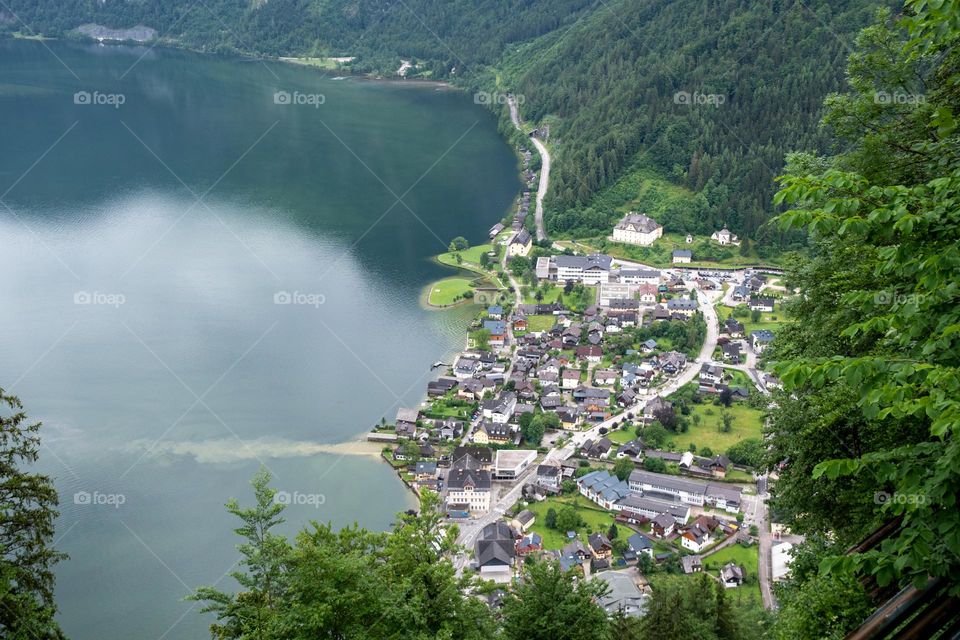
[507,95,548,242]
[752,474,777,609]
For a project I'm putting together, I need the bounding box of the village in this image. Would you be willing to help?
[371,193,800,618]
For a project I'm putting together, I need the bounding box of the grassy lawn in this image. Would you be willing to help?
[522,284,564,304]
[724,469,755,482]
[526,314,557,332]
[524,494,617,550]
[606,428,636,444]
[670,403,765,454]
[426,277,474,306]
[437,244,494,271]
[702,542,763,608]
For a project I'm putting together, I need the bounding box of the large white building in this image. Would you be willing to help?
[508,228,532,256]
[554,254,613,284]
[612,213,663,246]
[446,462,492,513]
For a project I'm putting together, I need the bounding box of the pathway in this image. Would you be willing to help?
[507,95,548,242]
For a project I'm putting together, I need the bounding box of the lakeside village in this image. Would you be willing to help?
[368,153,797,614]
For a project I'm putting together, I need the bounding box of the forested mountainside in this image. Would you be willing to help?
[496,0,884,242]
[1,1,878,244]
[0,0,594,73]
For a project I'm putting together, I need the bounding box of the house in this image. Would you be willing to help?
[487,305,504,320]
[748,296,775,312]
[415,461,438,482]
[561,368,581,389]
[612,212,663,246]
[458,376,496,400]
[452,446,493,469]
[592,572,649,617]
[508,228,532,257]
[681,555,703,574]
[512,315,528,332]
[672,249,692,264]
[446,459,492,513]
[483,320,507,347]
[474,421,512,445]
[515,532,543,556]
[536,463,562,490]
[557,406,582,430]
[699,363,724,387]
[594,368,618,386]
[724,317,745,338]
[705,483,742,513]
[395,407,420,438]
[640,338,658,354]
[512,509,536,532]
[711,228,740,246]
[616,439,643,459]
[482,391,517,424]
[666,298,697,317]
[642,396,673,425]
[427,377,458,397]
[721,562,745,587]
[732,284,750,301]
[658,351,687,375]
[588,532,613,560]
[489,222,505,238]
[553,254,613,285]
[750,329,774,354]
[680,515,720,552]
[721,341,741,363]
[581,437,613,460]
[627,532,654,558]
[651,513,676,538]
[474,521,517,577]
[576,345,603,363]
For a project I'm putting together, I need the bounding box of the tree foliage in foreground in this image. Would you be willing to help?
[0,389,66,640]
[767,1,960,634]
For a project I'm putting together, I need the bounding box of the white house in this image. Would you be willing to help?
[482,391,517,424]
[508,229,532,256]
[672,249,692,264]
[612,213,663,246]
[711,228,740,246]
[618,269,660,284]
[446,465,492,513]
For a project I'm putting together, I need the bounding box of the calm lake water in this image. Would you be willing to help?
[0,40,519,639]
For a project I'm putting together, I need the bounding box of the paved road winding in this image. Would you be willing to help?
[507,95,548,242]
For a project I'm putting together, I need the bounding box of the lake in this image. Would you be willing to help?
[0,40,519,639]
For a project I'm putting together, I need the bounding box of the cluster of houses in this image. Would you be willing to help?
[491,146,538,256]
[474,515,653,616]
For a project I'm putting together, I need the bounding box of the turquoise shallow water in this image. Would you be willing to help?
[0,40,518,639]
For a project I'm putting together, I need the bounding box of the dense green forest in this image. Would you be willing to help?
[2,0,881,247]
